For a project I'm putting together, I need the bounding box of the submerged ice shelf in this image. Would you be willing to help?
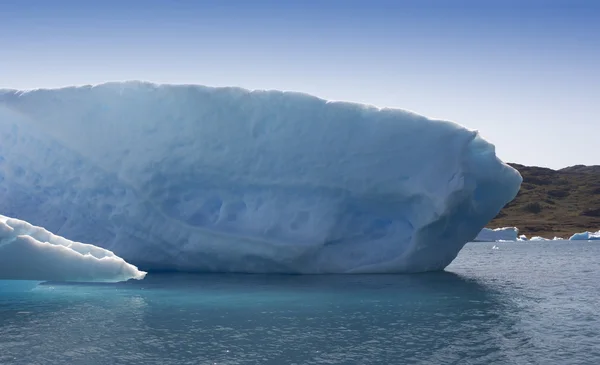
[0,214,146,282]
[0,82,522,273]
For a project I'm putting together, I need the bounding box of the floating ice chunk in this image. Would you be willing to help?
[569,230,600,241]
[517,235,528,241]
[527,236,565,242]
[475,227,519,242]
[0,82,522,273]
[0,215,146,282]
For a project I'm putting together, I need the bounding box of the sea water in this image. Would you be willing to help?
[1,241,599,365]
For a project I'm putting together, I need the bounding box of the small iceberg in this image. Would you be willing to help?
[0,215,146,282]
[569,230,600,241]
[475,227,519,242]
[528,236,563,241]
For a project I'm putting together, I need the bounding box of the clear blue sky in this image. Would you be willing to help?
[1,0,598,168]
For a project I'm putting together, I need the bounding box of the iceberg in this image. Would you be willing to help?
[569,230,600,241]
[529,236,550,241]
[0,82,522,273]
[474,227,519,242]
[0,214,146,282]
[529,236,563,241]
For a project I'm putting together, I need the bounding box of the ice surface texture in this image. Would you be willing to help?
[0,82,522,273]
[475,227,519,242]
[0,215,146,282]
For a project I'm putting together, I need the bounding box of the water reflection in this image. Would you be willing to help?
[3,242,600,364]
[0,272,525,364]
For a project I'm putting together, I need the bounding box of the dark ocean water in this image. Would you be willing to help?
[1,241,599,365]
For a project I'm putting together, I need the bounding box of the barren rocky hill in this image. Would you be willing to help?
[489,163,600,238]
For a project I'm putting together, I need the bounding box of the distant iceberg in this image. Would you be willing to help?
[528,236,564,242]
[569,230,600,241]
[474,227,519,242]
[0,215,146,282]
[0,82,521,273]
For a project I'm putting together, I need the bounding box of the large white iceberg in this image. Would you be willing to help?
[0,82,522,273]
[569,230,600,241]
[474,227,519,242]
[0,214,146,282]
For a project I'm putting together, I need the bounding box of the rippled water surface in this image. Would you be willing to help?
[1,241,599,364]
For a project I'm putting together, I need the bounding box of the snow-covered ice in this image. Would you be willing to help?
[0,214,146,282]
[569,230,600,241]
[0,82,522,273]
[474,227,519,242]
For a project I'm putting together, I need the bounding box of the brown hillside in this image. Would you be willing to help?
[488,163,600,238]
